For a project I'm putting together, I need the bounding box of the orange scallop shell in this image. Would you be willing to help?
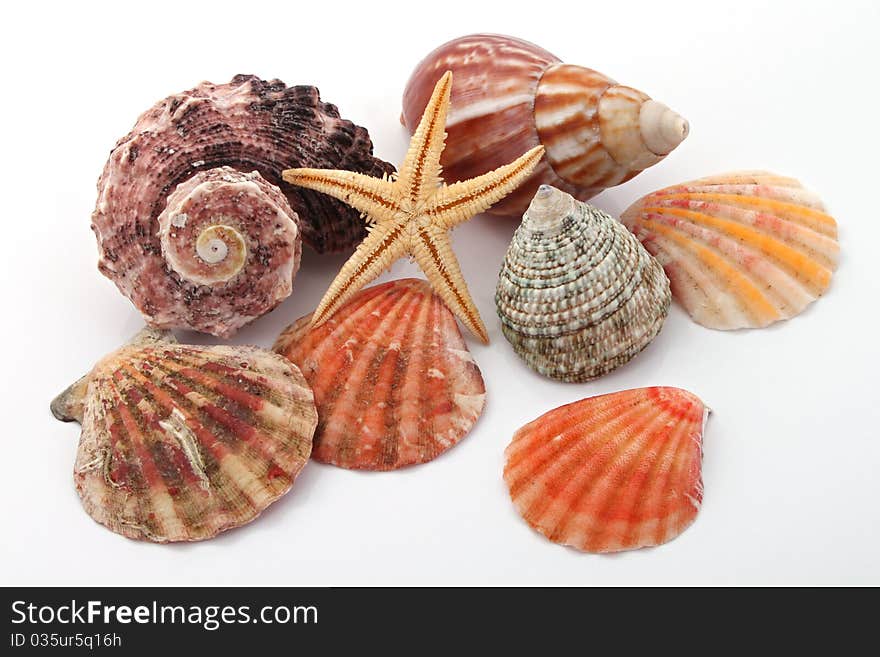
[504,387,707,553]
[621,171,839,329]
[274,279,486,471]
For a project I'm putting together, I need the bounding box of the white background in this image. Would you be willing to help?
[2,0,878,586]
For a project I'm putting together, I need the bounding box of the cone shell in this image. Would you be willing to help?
[504,387,708,553]
[50,329,317,542]
[274,279,486,471]
[496,186,671,382]
[94,75,394,336]
[621,171,840,330]
[401,34,688,217]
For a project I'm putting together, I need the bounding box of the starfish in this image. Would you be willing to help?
[282,71,544,344]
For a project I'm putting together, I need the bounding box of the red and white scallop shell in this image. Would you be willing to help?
[504,387,708,553]
[274,279,486,471]
[621,171,839,329]
[51,329,317,542]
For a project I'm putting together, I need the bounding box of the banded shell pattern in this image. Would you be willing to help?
[94,74,394,336]
[50,328,318,542]
[496,186,671,382]
[402,34,688,217]
[274,279,486,471]
[621,171,839,329]
[504,387,708,553]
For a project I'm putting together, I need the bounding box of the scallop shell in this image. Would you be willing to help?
[50,328,318,542]
[94,75,394,337]
[274,279,486,471]
[402,34,688,217]
[621,171,840,329]
[496,186,671,382]
[504,387,708,553]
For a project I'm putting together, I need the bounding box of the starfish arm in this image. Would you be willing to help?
[411,225,489,344]
[282,168,399,220]
[310,222,410,329]
[398,71,453,206]
[427,145,545,228]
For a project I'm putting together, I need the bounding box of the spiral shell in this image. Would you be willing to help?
[621,171,840,329]
[50,328,318,543]
[496,186,671,382]
[274,279,486,471]
[402,34,688,217]
[94,75,394,336]
[504,387,708,553]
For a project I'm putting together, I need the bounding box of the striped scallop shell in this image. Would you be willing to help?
[274,279,486,471]
[50,329,317,542]
[496,186,671,382]
[401,34,688,217]
[621,171,840,329]
[504,387,708,553]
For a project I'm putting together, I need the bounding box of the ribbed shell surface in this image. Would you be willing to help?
[621,171,839,329]
[274,279,486,471]
[401,34,683,218]
[93,75,394,267]
[504,387,707,553]
[72,341,317,542]
[496,190,671,382]
[401,34,567,216]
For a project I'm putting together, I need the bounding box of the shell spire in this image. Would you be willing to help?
[640,100,690,156]
[521,184,576,233]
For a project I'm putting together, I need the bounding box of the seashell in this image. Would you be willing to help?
[496,185,671,382]
[274,278,486,471]
[504,387,708,553]
[94,75,394,337]
[401,34,688,217]
[621,171,840,329]
[50,328,318,542]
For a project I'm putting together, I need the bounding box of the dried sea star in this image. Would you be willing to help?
[283,72,544,343]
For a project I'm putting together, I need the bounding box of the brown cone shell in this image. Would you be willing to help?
[402,34,689,217]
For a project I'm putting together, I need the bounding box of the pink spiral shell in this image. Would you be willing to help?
[93,75,394,336]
